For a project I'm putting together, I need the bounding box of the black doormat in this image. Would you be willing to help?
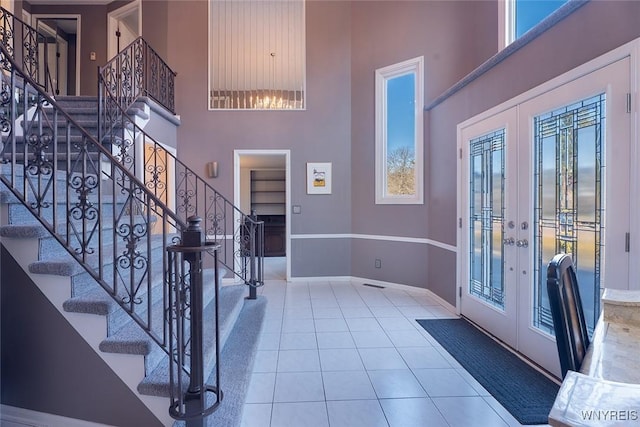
[416,318,560,425]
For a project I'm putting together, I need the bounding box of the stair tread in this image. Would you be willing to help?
[136,285,247,397]
[0,224,50,238]
[63,290,117,315]
[0,91,260,425]
[28,232,170,276]
[100,284,243,357]
[63,268,218,315]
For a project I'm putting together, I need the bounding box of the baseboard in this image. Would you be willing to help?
[0,405,110,427]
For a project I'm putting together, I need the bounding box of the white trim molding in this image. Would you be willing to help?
[290,233,457,253]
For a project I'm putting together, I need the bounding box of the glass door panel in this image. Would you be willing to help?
[533,95,605,336]
[460,108,518,348]
[517,57,630,377]
[460,56,630,378]
[469,130,505,309]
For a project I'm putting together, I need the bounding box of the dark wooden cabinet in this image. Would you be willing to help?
[251,170,286,257]
[264,226,286,257]
[258,215,285,257]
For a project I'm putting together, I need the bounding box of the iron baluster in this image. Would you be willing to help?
[248,210,258,299]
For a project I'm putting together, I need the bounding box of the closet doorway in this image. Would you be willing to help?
[234,150,291,281]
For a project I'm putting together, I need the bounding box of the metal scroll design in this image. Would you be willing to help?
[98,40,265,292]
[99,37,176,116]
[0,40,186,358]
[0,7,54,94]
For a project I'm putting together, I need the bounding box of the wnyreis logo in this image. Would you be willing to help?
[581,410,639,422]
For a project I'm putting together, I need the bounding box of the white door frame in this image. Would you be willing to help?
[458,36,640,314]
[234,149,291,281]
[457,37,639,376]
[31,14,81,96]
[107,0,142,60]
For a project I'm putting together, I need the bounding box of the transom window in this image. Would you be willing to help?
[375,57,424,204]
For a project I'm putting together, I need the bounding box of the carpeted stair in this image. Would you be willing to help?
[53,95,150,138]
[0,96,266,426]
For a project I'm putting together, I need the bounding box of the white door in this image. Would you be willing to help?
[460,107,519,348]
[108,0,141,59]
[460,57,631,377]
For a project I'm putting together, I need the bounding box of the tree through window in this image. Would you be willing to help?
[375,57,424,204]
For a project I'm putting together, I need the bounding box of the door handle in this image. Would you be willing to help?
[503,237,515,246]
[516,239,528,248]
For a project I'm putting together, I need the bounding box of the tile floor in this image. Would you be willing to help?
[241,266,550,427]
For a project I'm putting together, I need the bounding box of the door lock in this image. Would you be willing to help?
[516,239,529,248]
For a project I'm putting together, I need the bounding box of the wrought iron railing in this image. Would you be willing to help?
[0,40,186,357]
[0,7,54,94]
[0,39,232,423]
[0,8,262,421]
[98,39,265,296]
[99,37,176,115]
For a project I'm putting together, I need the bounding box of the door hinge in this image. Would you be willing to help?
[458,217,462,228]
[459,148,462,159]
[627,93,632,113]
[625,232,630,252]
[459,287,462,298]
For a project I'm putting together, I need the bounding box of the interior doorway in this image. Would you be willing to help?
[234,150,291,281]
[32,14,81,96]
[107,0,141,60]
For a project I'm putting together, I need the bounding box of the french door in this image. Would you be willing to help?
[459,57,631,377]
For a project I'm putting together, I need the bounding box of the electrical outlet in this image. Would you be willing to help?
[375,259,381,268]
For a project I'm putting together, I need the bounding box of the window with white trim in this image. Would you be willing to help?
[375,56,424,205]
[500,0,568,48]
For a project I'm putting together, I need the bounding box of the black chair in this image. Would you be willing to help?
[546,253,590,379]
